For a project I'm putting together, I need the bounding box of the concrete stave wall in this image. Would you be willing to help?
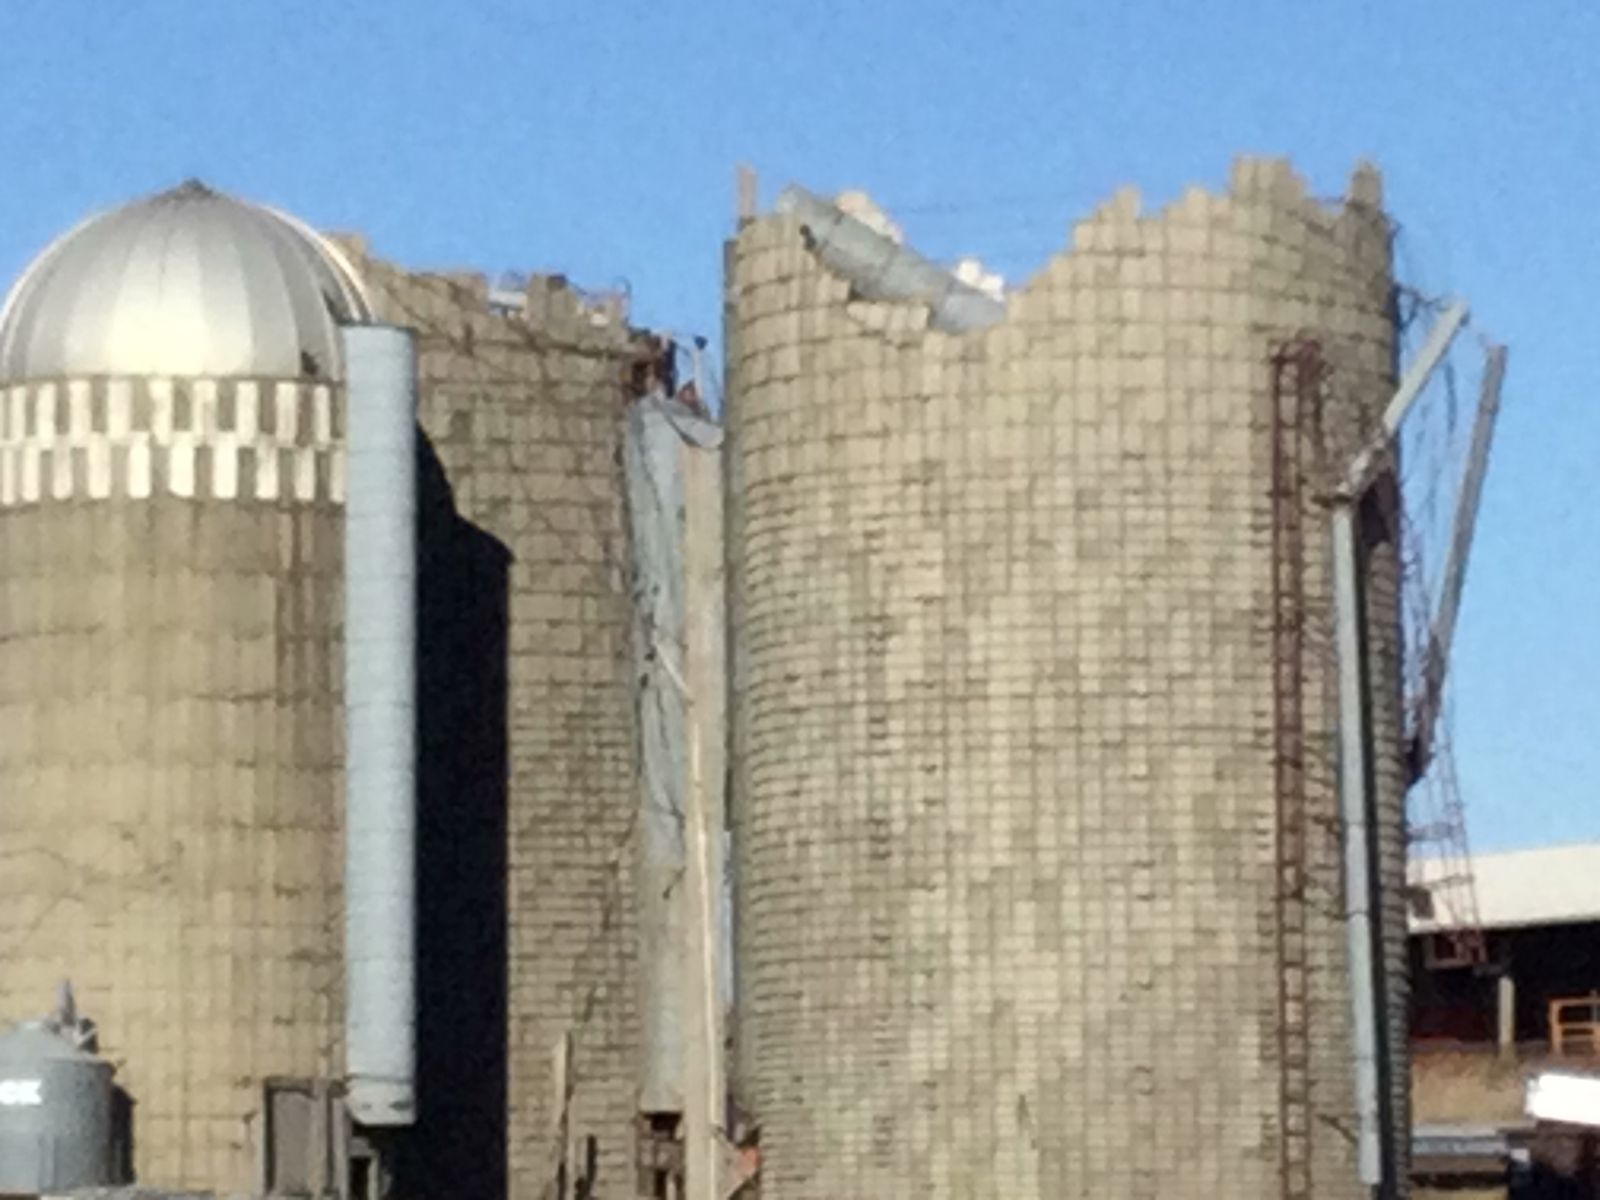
[0,376,344,1191]
[725,158,1407,1199]
[345,250,647,1200]
[0,253,652,1198]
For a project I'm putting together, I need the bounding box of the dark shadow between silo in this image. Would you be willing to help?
[111,1086,134,1184]
[393,430,512,1200]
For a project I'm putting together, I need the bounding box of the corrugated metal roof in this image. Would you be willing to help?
[1410,843,1600,932]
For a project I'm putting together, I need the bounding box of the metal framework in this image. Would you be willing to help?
[1408,343,1509,782]
[1332,296,1470,1194]
[1402,341,1506,974]
[1410,734,1488,971]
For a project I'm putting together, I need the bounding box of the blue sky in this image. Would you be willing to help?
[1,1,1593,851]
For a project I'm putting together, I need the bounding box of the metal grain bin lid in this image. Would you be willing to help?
[0,1020,108,1065]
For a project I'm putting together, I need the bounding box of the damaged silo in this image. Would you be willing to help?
[724,159,1411,1199]
[341,251,662,1200]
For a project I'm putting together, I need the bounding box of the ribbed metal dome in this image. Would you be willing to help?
[0,180,372,384]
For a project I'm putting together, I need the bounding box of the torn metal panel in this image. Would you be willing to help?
[625,391,724,1116]
[774,186,1005,333]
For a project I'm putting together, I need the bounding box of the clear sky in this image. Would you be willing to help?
[1,1,1593,852]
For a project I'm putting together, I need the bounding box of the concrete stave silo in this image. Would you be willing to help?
[724,159,1410,1198]
[0,178,671,1198]
[0,181,362,1190]
[336,250,655,1200]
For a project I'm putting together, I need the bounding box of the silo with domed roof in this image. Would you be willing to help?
[0,180,363,1190]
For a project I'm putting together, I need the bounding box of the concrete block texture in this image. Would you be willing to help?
[0,252,650,1199]
[0,480,343,1193]
[347,252,647,1200]
[725,158,1409,1199]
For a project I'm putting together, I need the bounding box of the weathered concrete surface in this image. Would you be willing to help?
[0,412,344,1191]
[725,158,1410,1199]
[0,254,654,1199]
[345,251,649,1200]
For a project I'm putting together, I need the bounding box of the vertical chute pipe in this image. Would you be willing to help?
[341,323,419,1127]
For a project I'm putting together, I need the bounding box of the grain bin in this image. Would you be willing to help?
[0,1020,115,1193]
[724,159,1411,1199]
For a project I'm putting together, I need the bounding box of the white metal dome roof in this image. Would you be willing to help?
[0,180,372,384]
